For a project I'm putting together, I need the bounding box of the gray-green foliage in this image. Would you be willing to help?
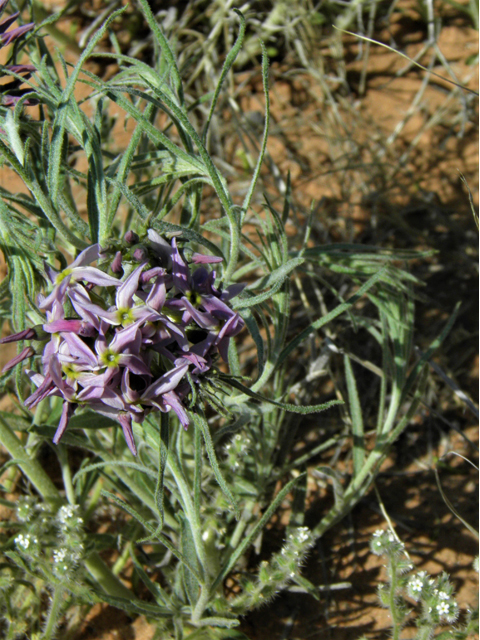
[0,3,468,639]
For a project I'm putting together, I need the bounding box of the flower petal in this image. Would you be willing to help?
[52,402,75,444]
[116,263,145,309]
[71,266,121,287]
[142,363,189,400]
[118,413,137,455]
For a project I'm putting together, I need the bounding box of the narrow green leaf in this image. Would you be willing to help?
[202,10,246,142]
[240,308,265,379]
[232,278,291,310]
[246,258,304,292]
[135,0,184,105]
[130,549,170,606]
[315,465,344,505]
[403,302,461,401]
[153,221,225,261]
[154,412,169,530]
[180,512,202,606]
[86,587,171,617]
[344,355,365,478]
[241,42,270,224]
[73,461,157,484]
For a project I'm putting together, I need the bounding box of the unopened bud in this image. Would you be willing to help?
[0,327,37,343]
[2,346,35,373]
[131,245,148,262]
[124,231,139,244]
[111,251,123,274]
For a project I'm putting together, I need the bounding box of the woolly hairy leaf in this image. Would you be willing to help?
[189,410,240,518]
[223,376,343,415]
[47,7,127,208]
[0,412,31,432]
[135,0,184,105]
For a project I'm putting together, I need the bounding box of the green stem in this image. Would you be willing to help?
[84,552,133,599]
[229,501,254,549]
[42,586,65,640]
[389,557,401,640]
[0,416,58,502]
[57,445,76,505]
[191,586,211,626]
[83,476,104,520]
[167,453,209,581]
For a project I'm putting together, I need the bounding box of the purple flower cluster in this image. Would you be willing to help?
[1,231,244,455]
[0,0,36,107]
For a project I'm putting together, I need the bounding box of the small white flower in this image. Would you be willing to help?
[15,533,30,550]
[410,578,423,593]
[437,602,449,615]
[53,548,68,563]
[438,591,449,600]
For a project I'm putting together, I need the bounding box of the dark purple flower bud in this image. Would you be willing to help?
[7,64,36,75]
[0,327,37,343]
[124,231,139,244]
[132,245,148,262]
[0,11,20,35]
[0,22,34,47]
[2,346,35,373]
[111,251,123,274]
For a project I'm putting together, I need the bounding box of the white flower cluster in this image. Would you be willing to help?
[15,533,38,551]
[370,528,404,557]
[57,504,84,531]
[407,570,459,624]
[224,433,252,472]
[52,543,84,576]
[16,497,36,523]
